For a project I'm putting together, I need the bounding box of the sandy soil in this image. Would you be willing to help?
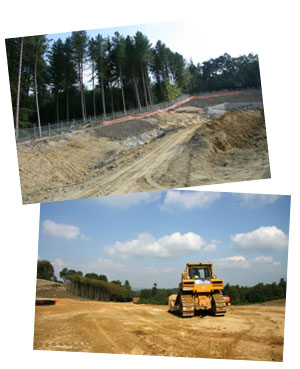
[17,91,269,204]
[33,298,284,361]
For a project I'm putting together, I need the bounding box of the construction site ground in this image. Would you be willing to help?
[18,90,269,204]
[33,297,285,361]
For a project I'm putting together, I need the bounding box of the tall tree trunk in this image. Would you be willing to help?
[66,85,69,122]
[56,91,59,123]
[110,82,115,118]
[164,66,170,101]
[15,37,23,141]
[133,77,142,111]
[145,65,154,107]
[141,66,149,108]
[100,73,106,119]
[34,53,42,137]
[92,63,96,119]
[119,64,126,116]
[79,61,86,123]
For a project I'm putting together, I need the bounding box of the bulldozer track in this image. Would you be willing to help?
[179,294,195,318]
[212,292,227,316]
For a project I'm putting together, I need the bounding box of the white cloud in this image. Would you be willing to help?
[215,256,250,269]
[214,255,281,271]
[96,191,161,209]
[43,219,80,239]
[161,191,221,211]
[80,234,91,242]
[203,243,217,253]
[237,193,280,206]
[230,226,288,253]
[42,219,90,241]
[52,258,65,267]
[104,231,206,259]
[251,256,281,268]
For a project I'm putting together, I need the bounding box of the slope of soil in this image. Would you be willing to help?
[36,279,73,299]
[33,298,284,361]
[94,119,159,140]
[177,90,263,109]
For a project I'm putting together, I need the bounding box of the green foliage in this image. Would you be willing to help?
[137,285,177,305]
[67,275,133,302]
[223,279,287,305]
[85,272,108,281]
[37,260,54,280]
[6,27,261,131]
[111,280,122,286]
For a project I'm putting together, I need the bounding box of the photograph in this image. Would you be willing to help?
[34,190,289,361]
[6,20,268,204]
[1,1,299,369]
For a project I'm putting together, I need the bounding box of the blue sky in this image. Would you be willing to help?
[38,190,290,290]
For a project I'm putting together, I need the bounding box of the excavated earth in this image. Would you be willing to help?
[17,90,269,204]
[33,298,285,361]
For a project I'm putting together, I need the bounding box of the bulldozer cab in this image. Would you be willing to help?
[188,265,212,279]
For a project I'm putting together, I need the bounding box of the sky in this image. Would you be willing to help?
[38,189,290,290]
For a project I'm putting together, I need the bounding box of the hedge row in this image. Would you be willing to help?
[67,275,132,302]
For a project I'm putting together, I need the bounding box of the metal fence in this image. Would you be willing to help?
[16,94,190,143]
[16,88,259,143]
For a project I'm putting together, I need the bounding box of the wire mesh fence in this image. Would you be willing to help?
[16,94,190,143]
[16,89,258,143]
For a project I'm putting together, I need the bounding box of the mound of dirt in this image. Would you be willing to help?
[202,108,266,151]
[178,90,263,109]
[94,119,158,140]
[259,299,286,306]
[36,279,73,299]
[153,108,270,188]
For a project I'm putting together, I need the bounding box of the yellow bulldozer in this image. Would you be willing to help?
[168,262,227,317]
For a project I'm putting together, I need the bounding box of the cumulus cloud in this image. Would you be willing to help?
[96,191,161,209]
[214,255,281,270]
[215,255,250,269]
[80,234,91,242]
[104,231,206,259]
[42,219,90,241]
[161,190,221,211]
[203,243,217,253]
[52,258,65,267]
[230,226,288,253]
[235,193,280,206]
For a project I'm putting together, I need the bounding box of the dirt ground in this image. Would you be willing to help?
[17,90,269,204]
[33,298,285,361]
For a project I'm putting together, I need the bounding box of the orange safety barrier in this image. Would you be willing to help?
[102,90,253,126]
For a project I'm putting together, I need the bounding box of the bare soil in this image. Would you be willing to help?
[33,298,285,361]
[176,90,263,109]
[18,91,269,204]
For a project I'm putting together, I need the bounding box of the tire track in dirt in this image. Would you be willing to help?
[34,299,285,360]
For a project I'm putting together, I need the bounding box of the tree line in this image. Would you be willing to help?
[37,261,133,302]
[37,261,285,306]
[6,30,261,139]
[223,278,286,305]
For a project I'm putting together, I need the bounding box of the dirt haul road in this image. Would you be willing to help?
[18,91,269,204]
[33,298,285,361]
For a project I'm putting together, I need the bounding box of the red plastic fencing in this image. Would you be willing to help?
[102,90,252,126]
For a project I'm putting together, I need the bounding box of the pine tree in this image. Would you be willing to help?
[71,31,88,123]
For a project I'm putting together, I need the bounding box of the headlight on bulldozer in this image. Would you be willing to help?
[183,287,190,290]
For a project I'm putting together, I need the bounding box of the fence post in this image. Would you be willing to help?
[48,123,50,136]
[34,126,36,138]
